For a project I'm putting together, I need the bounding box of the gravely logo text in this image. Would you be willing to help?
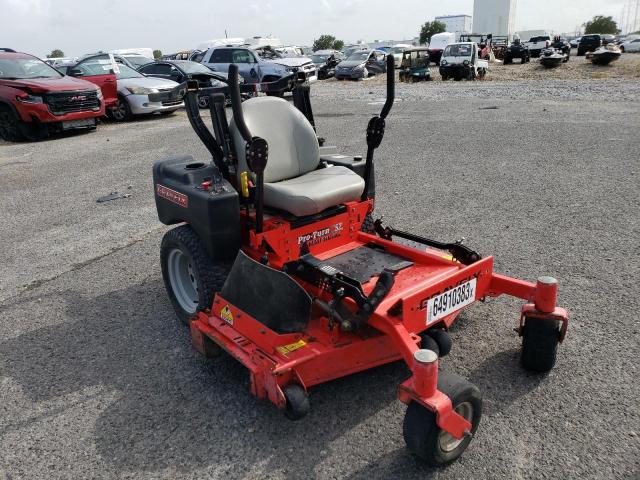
[156,184,188,208]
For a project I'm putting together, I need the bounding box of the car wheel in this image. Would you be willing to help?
[620,46,625,53]
[109,96,132,122]
[0,105,25,142]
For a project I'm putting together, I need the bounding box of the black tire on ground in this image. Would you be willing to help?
[427,328,452,357]
[521,56,526,64]
[403,372,482,466]
[109,95,132,121]
[0,105,25,142]
[504,57,512,65]
[620,46,625,53]
[577,48,585,56]
[419,333,440,356]
[521,317,560,372]
[160,225,231,325]
[283,384,310,420]
[441,74,448,81]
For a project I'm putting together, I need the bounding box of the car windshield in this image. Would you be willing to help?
[390,47,406,54]
[347,51,370,61]
[443,45,472,57]
[311,54,330,63]
[0,57,62,79]
[255,48,283,59]
[116,64,144,79]
[176,61,212,74]
[122,55,154,67]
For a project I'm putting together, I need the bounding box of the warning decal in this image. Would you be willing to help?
[220,305,234,325]
[276,339,307,355]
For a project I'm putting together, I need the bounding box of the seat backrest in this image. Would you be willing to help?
[229,96,319,183]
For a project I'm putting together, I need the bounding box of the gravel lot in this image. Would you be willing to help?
[1,76,639,480]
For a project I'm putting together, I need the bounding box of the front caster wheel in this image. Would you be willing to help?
[521,317,560,372]
[283,384,309,420]
[420,328,452,357]
[403,372,482,466]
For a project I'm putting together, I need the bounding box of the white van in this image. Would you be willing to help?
[428,32,456,65]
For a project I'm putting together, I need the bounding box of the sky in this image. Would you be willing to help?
[0,0,633,58]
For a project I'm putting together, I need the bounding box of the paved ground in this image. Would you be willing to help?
[1,79,639,479]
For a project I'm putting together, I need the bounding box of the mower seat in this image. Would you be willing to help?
[230,97,364,217]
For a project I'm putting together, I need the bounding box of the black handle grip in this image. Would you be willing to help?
[228,64,252,143]
[380,54,395,119]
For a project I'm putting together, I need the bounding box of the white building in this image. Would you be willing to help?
[472,0,517,35]
[435,15,473,34]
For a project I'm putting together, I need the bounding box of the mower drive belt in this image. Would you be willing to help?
[323,245,413,284]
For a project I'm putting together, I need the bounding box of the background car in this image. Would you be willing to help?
[620,37,640,53]
[69,55,182,121]
[600,34,615,46]
[578,35,602,56]
[334,50,386,80]
[138,60,237,108]
[389,44,412,68]
[570,37,582,48]
[0,49,104,141]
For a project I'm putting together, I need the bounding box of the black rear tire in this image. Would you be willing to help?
[160,225,231,325]
[0,105,25,142]
[283,384,310,420]
[521,317,560,372]
[403,372,482,466]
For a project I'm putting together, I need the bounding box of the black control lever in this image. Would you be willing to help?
[361,54,395,201]
[229,64,268,234]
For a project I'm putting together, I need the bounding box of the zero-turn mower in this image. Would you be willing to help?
[150,56,568,466]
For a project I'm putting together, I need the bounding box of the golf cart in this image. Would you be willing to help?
[150,56,568,467]
[440,42,488,81]
[399,47,432,82]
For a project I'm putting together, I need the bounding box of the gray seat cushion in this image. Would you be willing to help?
[264,166,364,217]
[229,96,366,217]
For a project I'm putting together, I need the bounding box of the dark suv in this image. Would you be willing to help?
[0,49,105,141]
[578,35,602,56]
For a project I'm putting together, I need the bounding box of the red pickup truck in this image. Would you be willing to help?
[0,49,115,141]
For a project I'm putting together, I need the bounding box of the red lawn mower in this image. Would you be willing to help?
[150,56,568,466]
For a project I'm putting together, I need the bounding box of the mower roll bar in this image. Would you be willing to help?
[361,54,395,201]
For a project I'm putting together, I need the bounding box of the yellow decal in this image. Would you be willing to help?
[220,305,234,325]
[276,339,307,355]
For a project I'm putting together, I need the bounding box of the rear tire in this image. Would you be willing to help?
[160,225,231,325]
[360,213,376,234]
[403,372,482,466]
[0,105,25,142]
[521,317,560,372]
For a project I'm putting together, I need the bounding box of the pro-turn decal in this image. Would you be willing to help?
[156,184,188,208]
[276,339,307,355]
[220,305,233,325]
[297,222,343,246]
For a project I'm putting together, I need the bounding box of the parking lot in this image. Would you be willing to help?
[1,77,639,479]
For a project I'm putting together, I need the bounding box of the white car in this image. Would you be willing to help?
[110,64,183,121]
[569,37,581,48]
[389,44,412,68]
[620,37,640,53]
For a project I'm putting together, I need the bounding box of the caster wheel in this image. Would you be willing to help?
[419,333,440,356]
[283,384,309,420]
[427,329,452,357]
[403,372,482,466]
[521,317,560,372]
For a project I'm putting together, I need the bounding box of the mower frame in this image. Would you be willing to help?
[151,55,569,464]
